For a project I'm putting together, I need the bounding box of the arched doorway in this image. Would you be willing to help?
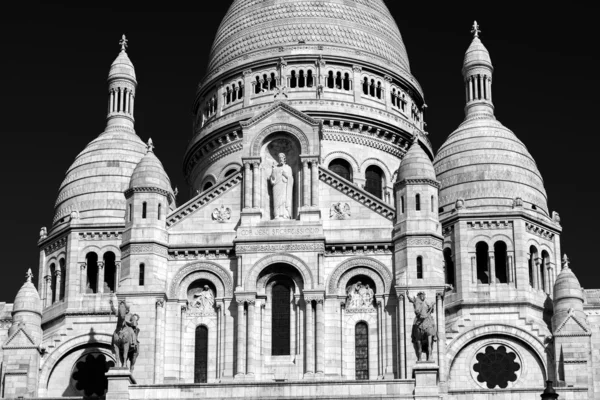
[355,322,369,380]
[194,325,208,383]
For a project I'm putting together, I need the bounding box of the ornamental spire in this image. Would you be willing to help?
[562,254,570,270]
[106,35,137,129]
[25,268,33,283]
[147,138,154,153]
[119,34,128,52]
[471,21,481,38]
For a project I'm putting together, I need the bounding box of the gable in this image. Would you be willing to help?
[554,314,591,337]
[3,327,36,348]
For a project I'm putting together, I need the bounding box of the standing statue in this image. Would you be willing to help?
[406,291,436,362]
[192,285,215,312]
[269,153,294,219]
[110,300,139,370]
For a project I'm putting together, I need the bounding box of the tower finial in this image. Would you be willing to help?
[25,269,33,283]
[471,21,481,38]
[119,34,128,52]
[147,138,154,153]
[562,254,570,270]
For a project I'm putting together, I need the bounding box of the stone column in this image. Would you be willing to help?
[436,292,446,381]
[290,297,297,356]
[398,293,406,379]
[130,93,135,115]
[243,162,252,209]
[236,300,246,376]
[311,160,319,207]
[305,300,314,374]
[488,253,496,284]
[44,275,52,307]
[216,82,224,118]
[532,256,540,290]
[243,69,253,107]
[247,300,256,375]
[154,299,165,383]
[55,269,62,301]
[97,261,105,294]
[468,77,473,102]
[340,301,345,377]
[548,266,554,296]
[115,262,121,292]
[383,75,392,111]
[377,299,383,376]
[252,162,260,209]
[80,263,87,293]
[302,161,310,207]
[315,299,324,374]
[471,256,477,284]
[508,255,515,284]
[384,296,393,378]
[124,89,129,114]
[488,77,492,102]
[118,88,124,112]
[352,65,362,102]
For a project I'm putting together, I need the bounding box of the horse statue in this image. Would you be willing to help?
[110,300,140,370]
[406,290,437,362]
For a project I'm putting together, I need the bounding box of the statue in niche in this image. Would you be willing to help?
[406,290,436,362]
[346,281,374,310]
[191,285,215,312]
[269,152,294,219]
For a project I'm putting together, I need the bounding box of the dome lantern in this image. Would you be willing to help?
[107,34,137,128]
[462,21,494,120]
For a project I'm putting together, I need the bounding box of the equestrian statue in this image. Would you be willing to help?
[109,299,140,371]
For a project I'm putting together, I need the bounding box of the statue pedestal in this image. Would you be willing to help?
[105,367,136,400]
[412,361,439,399]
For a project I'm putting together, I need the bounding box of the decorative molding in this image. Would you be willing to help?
[328,257,393,294]
[121,243,168,258]
[323,131,404,159]
[43,236,67,256]
[404,237,443,250]
[125,186,174,202]
[0,319,12,329]
[238,226,322,237]
[167,171,242,228]
[323,151,361,173]
[245,253,314,291]
[156,299,165,308]
[78,231,122,241]
[186,140,243,178]
[236,242,324,253]
[397,178,441,189]
[250,123,311,157]
[168,261,234,298]
[468,220,513,230]
[326,244,392,256]
[212,205,232,222]
[319,167,395,221]
[168,248,233,260]
[241,101,319,129]
[525,222,555,240]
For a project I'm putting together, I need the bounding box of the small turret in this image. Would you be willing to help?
[552,255,586,331]
[10,269,42,342]
[462,21,494,120]
[107,34,137,128]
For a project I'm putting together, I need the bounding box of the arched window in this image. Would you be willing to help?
[307,70,314,87]
[431,195,434,212]
[355,322,369,380]
[128,204,132,222]
[343,73,351,91]
[203,181,213,191]
[86,252,98,293]
[139,263,145,286]
[50,263,57,303]
[365,165,384,199]
[194,325,208,383]
[416,256,423,279]
[541,250,550,293]
[224,168,238,178]
[415,194,421,211]
[59,258,66,301]
[494,241,508,284]
[290,70,297,88]
[298,70,306,88]
[476,242,489,284]
[103,252,116,293]
[444,248,455,288]
[362,77,369,95]
[142,202,147,219]
[272,283,291,356]
[327,71,334,89]
[401,196,405,214]
[528,246,538,288]
[158,203,162,220]
[328,158,353,181]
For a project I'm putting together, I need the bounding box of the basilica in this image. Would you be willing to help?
[1,1,599,399]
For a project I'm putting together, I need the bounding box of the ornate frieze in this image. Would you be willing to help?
[525,222,555,240]
[78,231,122,241]
[326,244,391,256]
[167,171,242,228]
[43,236,67,255]
[467,220,513,230]
[397,178,441,189]
[319,167,395,221]
[169,248,233,260]
[236,242,324,254]
[121,244,168,258]
[124,186,173,201]
[396,237,442,250]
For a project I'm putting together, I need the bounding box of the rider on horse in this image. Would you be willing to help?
[110,299,138,369]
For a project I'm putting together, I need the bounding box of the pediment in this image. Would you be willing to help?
[240,101,320,129]
[554,313,591,337]
[3,326,36,348]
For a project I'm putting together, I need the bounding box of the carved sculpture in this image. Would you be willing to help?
[39,227,47,239]
[407,290,436,362]
[330,202,351,219]
[191,285,215,312]
[269,153,294,219]
[346,281,374,311]
[110,299,139,370]
[212,205,231,222]
[512,197,523,208]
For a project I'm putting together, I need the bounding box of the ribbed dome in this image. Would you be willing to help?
[434,117,548,214]
[13,270,41,316]
[397,139,436,182]
[129,143,173,195]
[463,37,492,70]
[554,265,584,305]
[53,126,146,229]
[208,0,410,75]
[109,48,136,81]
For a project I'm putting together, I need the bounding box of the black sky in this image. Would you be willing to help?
[1,2,598,301]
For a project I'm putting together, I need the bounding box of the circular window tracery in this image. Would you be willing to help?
[473,345,520,389]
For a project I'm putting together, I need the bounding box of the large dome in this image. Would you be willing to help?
[53,125,146,230]
[208,0,410,75]
[434,117,548,214]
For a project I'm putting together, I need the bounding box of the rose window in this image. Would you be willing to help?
[473,345,520,389]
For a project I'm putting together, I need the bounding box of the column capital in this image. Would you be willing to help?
[235,292,257,304]
[98,261,105,270]
[54,269,61,277]
[303,291,325,303]
[243,68,253,77]
[352,65,362,73]
[79,263,87,270]
[156,299,165,308]
[45,275,52,282]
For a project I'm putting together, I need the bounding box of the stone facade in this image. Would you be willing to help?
[0,2,598,400]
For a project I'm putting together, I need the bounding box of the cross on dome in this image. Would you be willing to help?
[147,138,155,153]
[25,268,33,283]
[471,21,481,38]
[119,34,128,52]
[562,254,570,269]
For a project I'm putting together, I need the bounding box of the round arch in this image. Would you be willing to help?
[446,324,548,380]
[468,234,493,249]
[324,151,361,175]
[256,268,304,295]
[250,123,310,157]
[360,158,393,186]
[327,257,393,295]
[245,253,314,291]
[79,245,102,261]
[201,174,217,191]
[169,261,234,299]
[39,332,114,392]
[218,162,242,181]
[489,234,515,252]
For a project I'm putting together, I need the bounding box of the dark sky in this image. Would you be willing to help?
[1,2,598,301]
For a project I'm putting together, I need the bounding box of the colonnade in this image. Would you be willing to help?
[108,87,135,116]
[465,74,492,102]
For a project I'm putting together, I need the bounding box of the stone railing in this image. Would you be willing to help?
[319,167,395,221]
[166,171,243,228]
